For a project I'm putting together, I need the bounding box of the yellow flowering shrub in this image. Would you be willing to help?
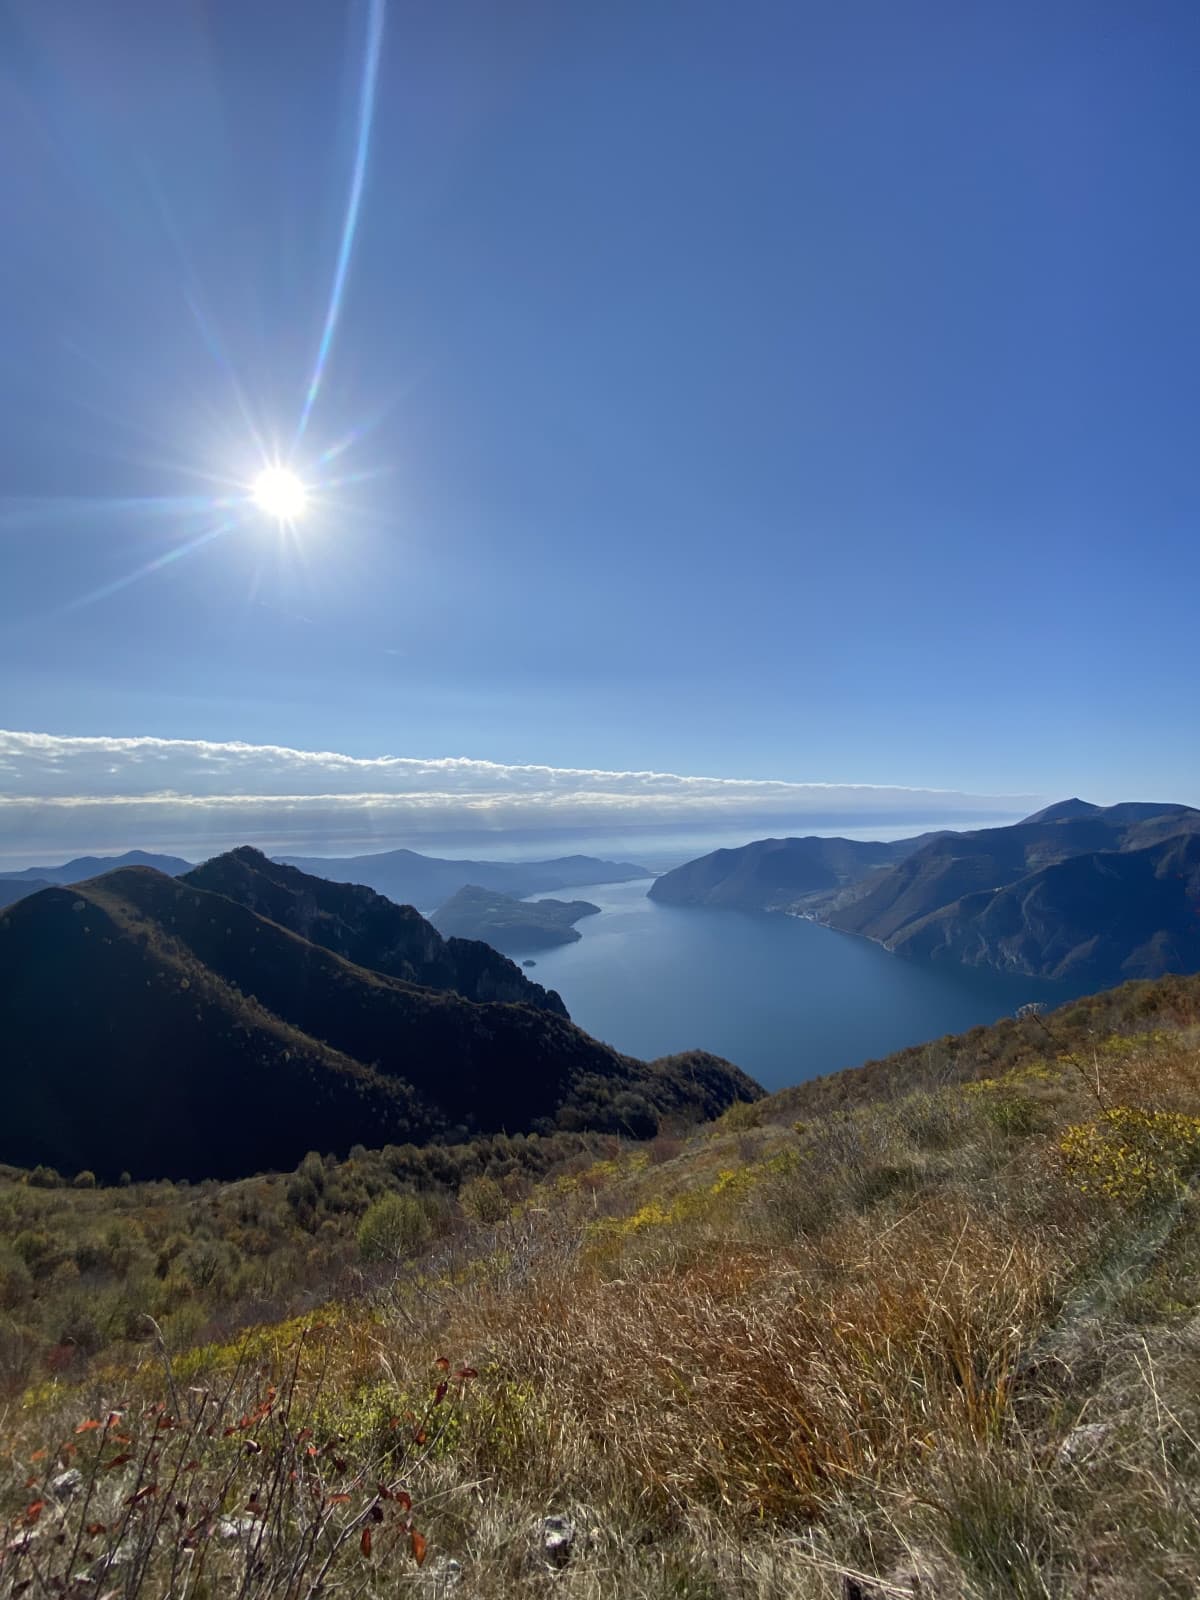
[1058,1106,1200,1205]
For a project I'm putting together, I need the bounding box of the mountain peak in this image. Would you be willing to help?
[1020,798,1102,824]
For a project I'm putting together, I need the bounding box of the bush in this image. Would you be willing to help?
[72,1169,97,1189]
[460,1175,510,1224]
[357,1194,431,1264]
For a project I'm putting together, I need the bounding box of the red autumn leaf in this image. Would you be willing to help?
[434,1356,450,1373]
[86,1522,107,1537]
[28,1449,46,1463]
[75,1419,102,1434]
[326,1493,352,1505]
[456,1367,478,1380]
[395,1490,413,1513]
[360,1526,373,1557]
[296,1428,313,1443]
[125,1484,158,1507]
[25,1501,45,1524]
[411,1529,427,1566]
[183,1460,199,1471]
[306,1446,319,1457]
[433,1382,448,1405]
[104,1454,134,1471]
[223,1426,237,1438]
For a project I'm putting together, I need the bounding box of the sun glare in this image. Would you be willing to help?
[252,465,308,522]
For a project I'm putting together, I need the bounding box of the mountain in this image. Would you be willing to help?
[0,864,759,1179]
[648,802,1200,987]
[182,847,568,1014]
[0,877,51,910]
[821,800,1200,984]
[432,885,601,952]
[647,833,936,911]
[277,848,647,909]
[0,849,193,883]
[881,831,1200,983]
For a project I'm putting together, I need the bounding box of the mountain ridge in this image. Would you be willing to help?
[0,858,759,1179]
[181,846,569,1014]
[649,801,1200,986]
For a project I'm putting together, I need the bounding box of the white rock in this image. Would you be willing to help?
[50,1467,84,1501]
[1057,1421,1111,1464]
[538,1515,576,1567]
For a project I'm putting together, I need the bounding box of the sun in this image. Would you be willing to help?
[252,465,308,522]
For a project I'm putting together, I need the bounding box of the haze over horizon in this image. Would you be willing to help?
[3,2,1199,854]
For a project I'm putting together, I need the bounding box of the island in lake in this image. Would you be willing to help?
[432,884,601,953]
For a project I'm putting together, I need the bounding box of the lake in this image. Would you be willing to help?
[525,879,1084,1093]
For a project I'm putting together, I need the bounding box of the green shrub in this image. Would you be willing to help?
[357,1193,432,1263]
[460,1175,510,1224]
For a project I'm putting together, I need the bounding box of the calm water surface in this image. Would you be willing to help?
[527,879,1085,1092]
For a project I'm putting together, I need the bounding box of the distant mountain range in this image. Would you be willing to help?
[648,833,938,909]
[0,852,757,1179]
[0,849,193,883]
[432,885,601,953]
[0,846,647,916]
[277,848,647,909]
[649,799,1200,985]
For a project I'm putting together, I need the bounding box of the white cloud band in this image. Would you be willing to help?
[0,730,1039,863]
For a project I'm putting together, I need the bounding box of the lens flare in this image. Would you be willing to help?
[294,0,386,446]
[252,466,308,521]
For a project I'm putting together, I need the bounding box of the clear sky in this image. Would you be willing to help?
[1,0,1198,862]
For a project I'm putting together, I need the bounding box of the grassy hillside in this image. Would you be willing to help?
[2,972,1200,1595]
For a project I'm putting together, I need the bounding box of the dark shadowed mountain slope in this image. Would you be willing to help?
[0,868,759,1180]
[647,834,935,910]
[887,832,1200,984]
[826,804,1200,942]
[182,848,568,1015]
[277,848,647,909]
[431,885,600,952]
[0,850,192,883]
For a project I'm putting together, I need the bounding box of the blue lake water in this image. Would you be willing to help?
[525,879,1086,1093]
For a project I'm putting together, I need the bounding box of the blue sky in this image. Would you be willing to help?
[1,0,1198,861]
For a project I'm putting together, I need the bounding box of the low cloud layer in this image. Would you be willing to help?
[0,730,1041,865]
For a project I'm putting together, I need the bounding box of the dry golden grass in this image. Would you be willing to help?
[4,1017,1200,1596]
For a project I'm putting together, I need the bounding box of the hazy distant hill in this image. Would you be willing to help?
[432,885,601,952]
[653,800,1200,986]
[183,847,568,1013]
[0,877,51,910]
[0,863,758,1179]
[0,849,192,884]
[278,847,647,909]
[648,833,935,910]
